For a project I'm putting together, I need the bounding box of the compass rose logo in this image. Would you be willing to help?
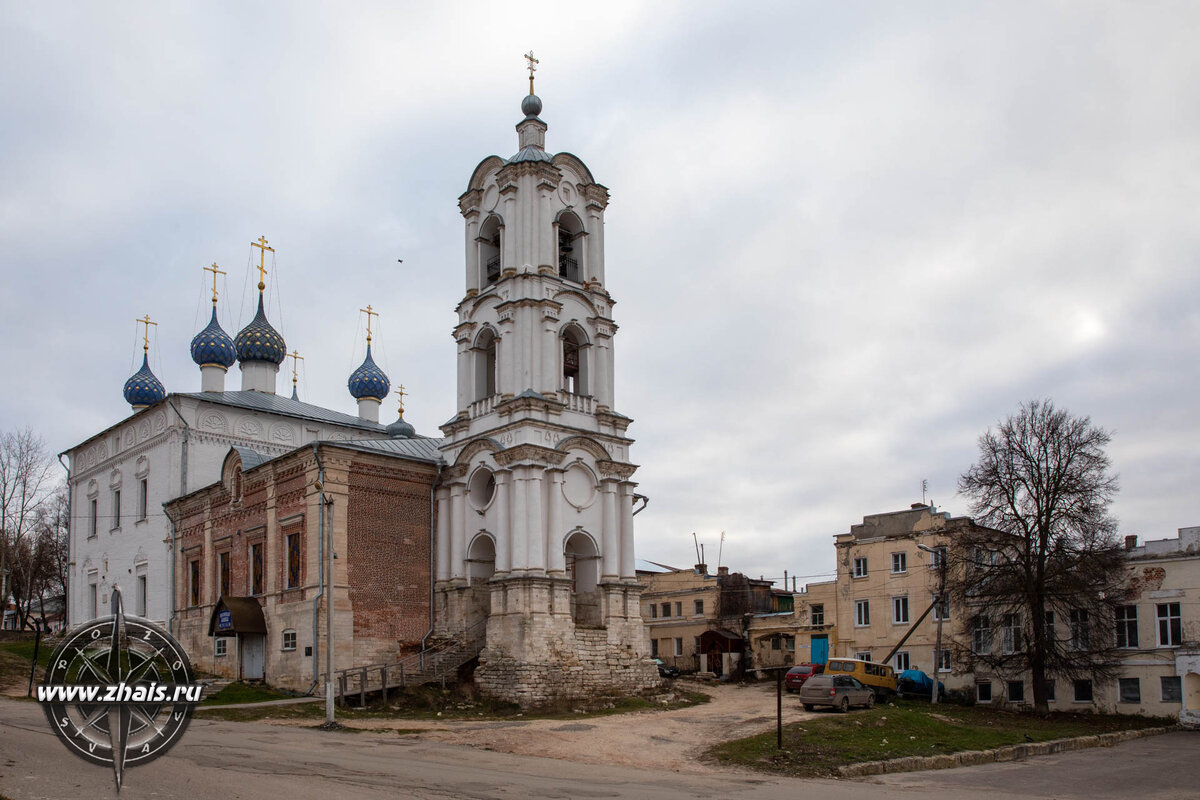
[38,586,202,791]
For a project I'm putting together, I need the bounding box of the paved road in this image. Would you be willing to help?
[1,698,1196,800]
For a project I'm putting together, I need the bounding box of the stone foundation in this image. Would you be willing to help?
[473,576,660,707]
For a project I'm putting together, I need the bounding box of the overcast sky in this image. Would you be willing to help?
[2,2,1197,587]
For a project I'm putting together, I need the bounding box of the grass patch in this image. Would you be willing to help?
[195,683,709,724]
[708,698,1171,777]
[201,682,297,706]
[0,639,55,690]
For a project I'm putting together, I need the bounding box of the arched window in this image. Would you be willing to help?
[557,211,584,283]
[561,324,589,395]
[474,327,498,400]
[478,215,502,286]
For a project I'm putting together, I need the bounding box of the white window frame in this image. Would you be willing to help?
[215,638,227,657]
[973,616,991,654]
[928,545,947,570]
[894,651,910,671]
[1002,613,1022,654]
[135,572,147,617]
[855,651,872,662]
[694,599,704,616]
[674,637,683,657]
[853,557,868,578]
[932,593,950,621]
[1157,602,1182,647]
[810,604,825,627]
[1070,609,1090,651]
[137,477,148,522]
[282,629,297,652]
[110,489,121,530]
[855,599,870,627]
[1115,605,1138,649]
[891,552,907,574]
[936,648,951,672]
[892,596,910,625]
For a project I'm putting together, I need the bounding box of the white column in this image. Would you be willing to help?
[541,318,558,396]
[526,472,545,574]
[493,470,511,574]
[599,479,619,580]
[593,339,611,407]
[464,215,479,293]
[546,470,565,575]
[449,484,466,581]
[510,467,528,570]
[618,481,636,579]
[435,488,451,581]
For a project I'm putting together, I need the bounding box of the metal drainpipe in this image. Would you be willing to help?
[310,443,326,691]
[632,494,649,516]
[165,397,190,637]
[420,464,444,657]
[56,453,72,630]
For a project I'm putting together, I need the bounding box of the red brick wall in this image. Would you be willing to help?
[347,460,434,651]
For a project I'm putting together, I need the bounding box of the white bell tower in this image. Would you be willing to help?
[436,61,657,706]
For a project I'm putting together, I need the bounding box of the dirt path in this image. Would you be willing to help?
[314,681,821,773]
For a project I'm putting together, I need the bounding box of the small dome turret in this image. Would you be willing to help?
[387,415,416,438]
[191,308,237,368]
[235,295,287,365]
[521,93,542,118]
[123,354,166,409]
[348,344,390,401]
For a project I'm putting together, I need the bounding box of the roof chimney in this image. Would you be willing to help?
[911,503,926,509]
[694,563,707,575]
[717,566,729,577]
[1125,534,1138,550]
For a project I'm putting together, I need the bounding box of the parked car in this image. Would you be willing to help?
[798,674,875,712]
[784,663,824,692]
[823,658,898,700]
[896,668,945,700]
[652,658,681,678]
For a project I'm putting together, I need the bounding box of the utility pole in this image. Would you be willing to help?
[918,543,947,706]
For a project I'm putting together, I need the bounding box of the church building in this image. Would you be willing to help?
[64,67,658,705]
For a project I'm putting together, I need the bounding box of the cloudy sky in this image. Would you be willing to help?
[2,2,1197,586]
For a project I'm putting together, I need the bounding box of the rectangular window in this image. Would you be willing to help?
[694,599,704,616]
[1070,609,1090,650]
[215,638,227,657]
[1115,605,1138,649]
[137,478,148,521]
[936,648,951,672]
[661,602,671,618]
[1073,679,1094,702]
[693,636,701,653]
[853,557,868,578]
[1162,676,1182,703]
[892,596,910,624]
[929,546,947,570]
[88,581,98,619]
[855,599,870,626]
[136,575,147,616]
[89,499,98,538]
[1118,678,1140,703]
[219,552,231,599]
[810,604,825,626]
[674,601,682,618]
[932,594,950,621]
[251,543,264,595]
[1002,613,1022,654]
[1008,681,1025,702]
[282,630,297,651]
[973,616,992,654]
[1044,680,1056,702]
[1044,611,1056,644]
[785,635,794,652]
[894,651,910,671]
[891,552,907,573]
[674,637,683,657]
[855,651,872,662]
[189,560,200,607]
[771,636,781,650]
[650,639,659,657]
[111,489,120,529]
[1157,603,1182,647]
[977,682,993,703]
[287,533,301,589]
[649,604,657,619]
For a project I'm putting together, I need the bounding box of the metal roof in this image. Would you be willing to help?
[332,437,445,465]
[230,446,268,471]
[178,391,389,433]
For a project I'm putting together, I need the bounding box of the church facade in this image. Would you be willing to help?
[64,77,658,706]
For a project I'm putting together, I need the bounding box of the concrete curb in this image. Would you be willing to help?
[837,725,1176,778]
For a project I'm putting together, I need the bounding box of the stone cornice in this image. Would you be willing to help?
[596,460,638,480]
[497,159,561,183]
[493,443,567,468]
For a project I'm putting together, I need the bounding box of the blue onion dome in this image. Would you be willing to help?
[190,307,237,368]
[521,93,542,118]
[234,294,286,365]
[387,414,416,438]
[123,354,166,408]
[348,344,390,401]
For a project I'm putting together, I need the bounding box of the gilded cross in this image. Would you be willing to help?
[525,50,539,94]
[286,350,304,389]
[395,384,407,416]
[203,262,226,306]
[251,236,274,292]
[359,304,379,344]
[136,315,158,353]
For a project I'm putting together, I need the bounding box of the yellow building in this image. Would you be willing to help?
[746,579,838,672]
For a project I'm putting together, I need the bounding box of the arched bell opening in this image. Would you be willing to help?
[467,533,497,627]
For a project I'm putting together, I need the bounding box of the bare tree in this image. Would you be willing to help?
[9,486,69,630]
[0,429,55,623]
[950,399,1125,715]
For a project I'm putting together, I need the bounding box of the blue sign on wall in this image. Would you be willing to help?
[216,609,233,631]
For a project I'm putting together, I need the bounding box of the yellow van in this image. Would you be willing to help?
[823,658,898,699]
